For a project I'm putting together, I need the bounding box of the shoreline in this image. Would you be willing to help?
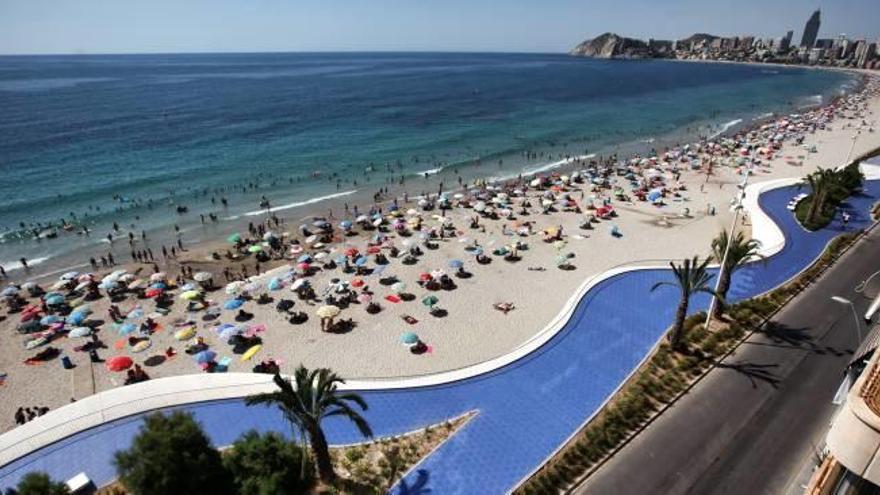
[0,61,859,283]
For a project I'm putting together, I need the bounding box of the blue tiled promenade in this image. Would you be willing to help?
[2,181,879,494]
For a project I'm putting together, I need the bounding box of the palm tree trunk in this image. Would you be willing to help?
[712,269,731,319]
[308,424,336,483]
[668,298,689,349]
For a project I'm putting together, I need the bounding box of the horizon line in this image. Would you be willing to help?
[0,48,572,57]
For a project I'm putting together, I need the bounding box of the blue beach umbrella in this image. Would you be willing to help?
[354,256,368,267]
[40,315,61,326]
[447,259,464,269]
[194,350,216,364]
[150,282,167,290]
[45,294,65,306]
[267,278,283,291]
[399,332,419,345]
[334,255,347,264]
[219,326,243,340]
[297,254,312,263]
[340,220,353,230]
[1,286,18,297]
[68,312,87,325]
[118,323,137,336]
[224,299,245,310]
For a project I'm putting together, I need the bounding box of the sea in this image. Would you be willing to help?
[0,52,857,279]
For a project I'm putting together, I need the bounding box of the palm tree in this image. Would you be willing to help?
[710,230,764,319]
[651,256,721,350]
[246,366,373,484]
[802,168,841,225]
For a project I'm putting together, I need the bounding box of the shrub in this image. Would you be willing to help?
[114,411,233,495]
[15,472,69,495]
[223,430,314,495]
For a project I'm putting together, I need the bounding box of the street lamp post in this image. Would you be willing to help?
[831,296,864,344]
[704,168,750,330]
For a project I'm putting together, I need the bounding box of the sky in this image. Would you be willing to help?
[0,0,878,55]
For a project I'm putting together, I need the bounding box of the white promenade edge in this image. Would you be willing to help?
[0,175,833,469]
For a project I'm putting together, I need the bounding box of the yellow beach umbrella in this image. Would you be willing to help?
[316,305,341,318]
[179,290,201,300]
[241,344,262,361]
[174,326,196,341]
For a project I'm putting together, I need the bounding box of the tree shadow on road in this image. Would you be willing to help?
[756,322,817,350]
[747,321,851,357]
[716,361,781,389]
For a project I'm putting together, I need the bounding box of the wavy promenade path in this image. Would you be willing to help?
[1,179,879,494]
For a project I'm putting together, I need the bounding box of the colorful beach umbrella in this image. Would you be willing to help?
[225,281,245,295]
[421,295,439,308]
[118,323,137,335]
[193,350,216,364]
[241,344,262,361]
[399,332,419,345]
[68,326,93,338]
[174,326,196,341]
[224,299,245,310]
[227,233,242,244]
[179,290,202,301]
[106,356,133,372]
[316,305,341,318]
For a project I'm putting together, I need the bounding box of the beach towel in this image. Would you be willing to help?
[385,294,401,303]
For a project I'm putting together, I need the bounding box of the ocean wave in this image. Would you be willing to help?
[709,119,743,139]
[230,190,358,219]
[753,112,775,121]
[0,256,51,272]
[487,154,596,183]
[33,262,90,280]
[414,167,444,177]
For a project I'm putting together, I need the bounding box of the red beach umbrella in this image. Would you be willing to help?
[351,278,365,288]
[106,356,133,372]
[344,247,360,258]
[367,246,381,255]
[419,273,432,282]
[144,288,164,298]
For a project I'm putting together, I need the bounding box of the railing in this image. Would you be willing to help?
[860,359,880,416]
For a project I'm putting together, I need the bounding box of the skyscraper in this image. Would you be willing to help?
[800,10,821,48]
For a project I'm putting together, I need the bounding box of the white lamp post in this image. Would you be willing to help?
[831,296,864,344]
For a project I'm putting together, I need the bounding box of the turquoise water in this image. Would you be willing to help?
[0,52,855,276]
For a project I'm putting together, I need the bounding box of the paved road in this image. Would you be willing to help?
[577,225,880,495]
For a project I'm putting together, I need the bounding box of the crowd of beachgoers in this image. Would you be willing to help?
[0,73,878,432]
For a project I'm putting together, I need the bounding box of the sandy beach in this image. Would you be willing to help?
[1,72,879,433]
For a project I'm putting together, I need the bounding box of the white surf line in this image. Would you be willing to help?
[225,190,358,220]
[0,177,824,467]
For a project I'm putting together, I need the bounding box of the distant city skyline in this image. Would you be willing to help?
[0,0,878,55]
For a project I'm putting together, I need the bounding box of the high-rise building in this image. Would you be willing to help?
[800,10,821,48]
[780,30,794,51]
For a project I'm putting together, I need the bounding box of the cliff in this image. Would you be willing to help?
[569,33,652,59]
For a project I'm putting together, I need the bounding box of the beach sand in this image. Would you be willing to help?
[1,74,879,433]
